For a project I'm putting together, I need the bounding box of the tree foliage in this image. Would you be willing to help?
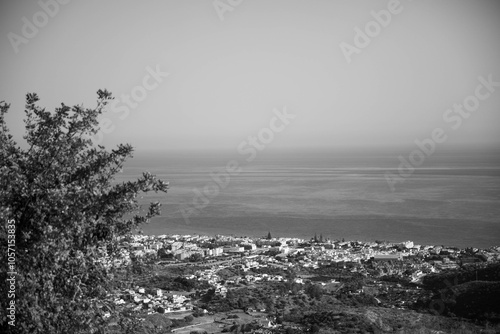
[0,91,168,333]
[305,283,324,300]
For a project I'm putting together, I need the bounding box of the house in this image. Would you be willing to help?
[372,254,401,261]
[224,246,244,253]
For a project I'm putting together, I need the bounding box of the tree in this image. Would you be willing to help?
[267,231,272,240]
[201,288,216,303]
[0,91,168,334]
[173,276,195,291]
[189,252,203,262]
[306,284,324,300]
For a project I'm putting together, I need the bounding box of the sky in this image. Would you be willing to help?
[1,0,500,152]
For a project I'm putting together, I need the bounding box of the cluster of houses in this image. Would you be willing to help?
[101,233,500,329]
[192,259,292,298]
[107,234,500,277]
[112,286,194,315]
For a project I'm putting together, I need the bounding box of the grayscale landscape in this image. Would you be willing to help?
[1,1,500,333]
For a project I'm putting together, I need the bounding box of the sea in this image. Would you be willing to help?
[115,147,500,249]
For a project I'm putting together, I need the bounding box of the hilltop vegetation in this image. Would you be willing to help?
[0,92,168,334]
[422,263,500,290]
[414,264,500,321]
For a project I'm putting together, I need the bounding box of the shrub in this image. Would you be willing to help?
[0,91,168,333]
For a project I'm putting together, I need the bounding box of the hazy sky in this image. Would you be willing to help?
[1,0,499,151]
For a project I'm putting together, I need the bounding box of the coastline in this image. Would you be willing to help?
[139,215,500,250]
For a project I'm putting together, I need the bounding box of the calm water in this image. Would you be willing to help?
[116,148,500,248]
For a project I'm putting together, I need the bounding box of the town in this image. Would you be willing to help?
[100,233,500,333]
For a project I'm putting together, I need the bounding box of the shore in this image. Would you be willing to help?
[139,215,500,249]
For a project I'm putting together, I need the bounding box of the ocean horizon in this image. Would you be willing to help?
[117,147,500,249]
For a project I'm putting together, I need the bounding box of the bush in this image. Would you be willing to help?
[0,91,168,334]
